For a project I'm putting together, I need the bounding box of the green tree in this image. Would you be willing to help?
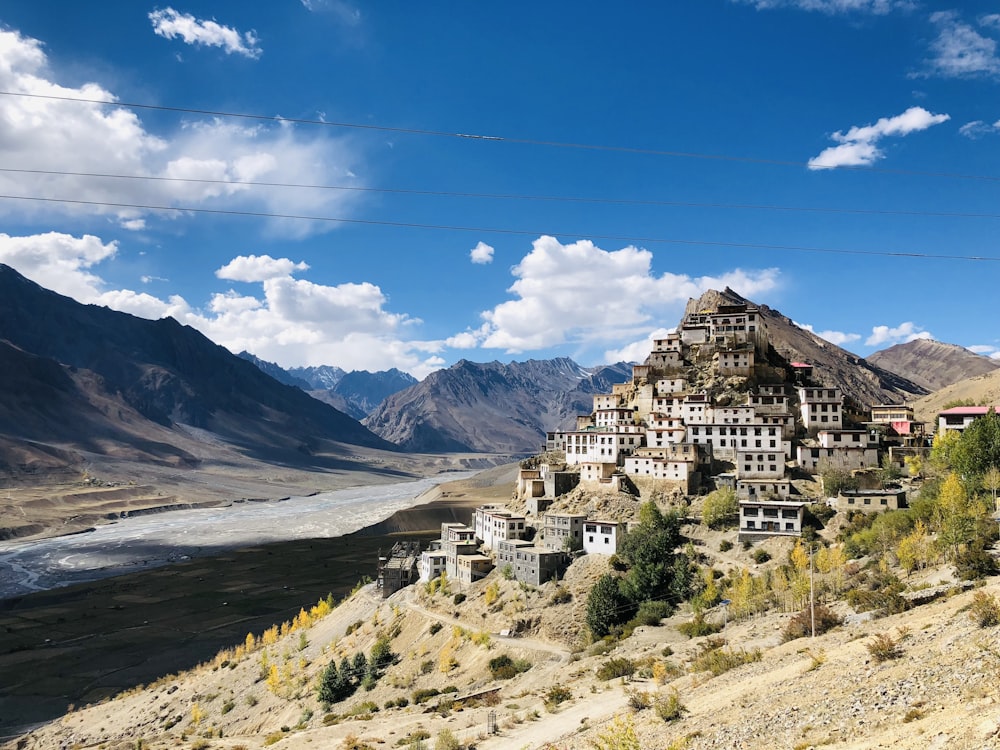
[702,487,738,529]
[586,574,629,637]
[952,409,1000,485]
[935,472,978,561]
[618,503,685,604]
[350,650,368,681]
[317,660,354,704]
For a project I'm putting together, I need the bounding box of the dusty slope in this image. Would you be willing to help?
[10,546,1000,750]
[913,368,1000,425]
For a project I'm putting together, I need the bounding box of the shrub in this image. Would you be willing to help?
[220,700,235,715]
[655,689,688,722]
[690,641,762,676]
[549,585,572,604]
[544,685,572,710]
[751,548,771,564]
[596,657,636,681]
[970,591,1000,627]
[781,604,843,642]
[719,540,733,552]
[677,613,722,639]
[625,688,652,710]
[263,732,284,746]
[956,547,1000,581]
[452,593,466,605]
[413,688,440,704]
[629,600,672,628]
[428,622,442,635]
[866,632,903,663]
[434,728,460,750]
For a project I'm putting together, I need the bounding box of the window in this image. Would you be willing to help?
[746,520,756,529]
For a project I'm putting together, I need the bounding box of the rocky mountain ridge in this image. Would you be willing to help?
[867,337,1000,393]
[363,358,633,453]
[0,264,395,479]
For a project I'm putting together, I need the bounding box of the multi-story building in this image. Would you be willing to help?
[495,539,567,585]
[474,506,527,551]
[798,386,844,430]
[796,430,878,473]
[541,512,586,551]
[937,406,1000,434]
[583,520,622,555]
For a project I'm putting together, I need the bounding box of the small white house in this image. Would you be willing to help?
[583,520,621,555]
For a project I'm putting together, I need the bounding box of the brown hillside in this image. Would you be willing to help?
[868,338,1000,393]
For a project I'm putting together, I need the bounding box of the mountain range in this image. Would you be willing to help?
[0,264,393,478]
[3,265,997,478]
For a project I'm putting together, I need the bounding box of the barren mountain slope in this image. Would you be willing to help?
[12,558,1000,750]
[364,358,632,453]
[868,338,1000,393]
[689,289,927,407]
[912,368,1000,425]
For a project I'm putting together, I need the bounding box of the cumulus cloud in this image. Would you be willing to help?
[924,11,1000,78]
[0,28,365,237]
[466,236,780,353]
[149,8,262,58]
[604,327,676,364]
[865,321,933,347]
[0,232,118,300]
[808,106,950,170]
[0,233,448,378]
[731,0,912,13]
[216,254,310,283]
[469,241,495,265]
[794,321,862,347]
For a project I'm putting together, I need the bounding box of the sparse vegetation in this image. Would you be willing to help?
[969,591,1000,627]
[782,604,843,642]
[866,632,903,663]
[596,657,636,681]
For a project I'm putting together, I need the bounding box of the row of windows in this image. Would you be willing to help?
[744,521,796,531]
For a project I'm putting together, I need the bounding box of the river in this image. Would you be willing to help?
[0,472,474,599]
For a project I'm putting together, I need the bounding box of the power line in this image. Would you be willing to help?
[3,90,1000,183]
[3,166,1000,221]
[1,192,996,262]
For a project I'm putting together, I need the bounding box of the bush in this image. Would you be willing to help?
[428,622,442,635]
[690,640,762,676]
[488,654,531,679]
[655,689,688,722]
[434,728,460,750]
[781,604,843,642]
[846,588,910,615]
[452,593,466,605]
[413,688,440,704]
[596,657,636,681]
[544,685,572,711]
[955,547,1000,581]
[677,612,722,639]
[549,585,572,604]
[629,600,672,628]
[866,632,903,662]
[970,591,1000,627]
[751,548,771,564]
[719,540,733,552]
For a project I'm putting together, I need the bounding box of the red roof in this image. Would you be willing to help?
[790,362,812,368]
[939,406,1000,416]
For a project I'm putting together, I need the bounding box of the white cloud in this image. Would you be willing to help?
[808,106,950,169]
[216,254,310,283]
[924,11,1000,78]
[469,241,494,265]
[0,232,117,299]
[301,0,362,25]
[604,327,676,364]
[0,233,448,377]
[0,28,365,237]
[149,8,261,59]
[471,235,780,353]
[795,321,862,347]
[865,321,934,347]
[958,120,999,139]
[732,0,912,14]
[968,344,997,355]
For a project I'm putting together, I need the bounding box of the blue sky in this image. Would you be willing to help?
[0,1,999,377]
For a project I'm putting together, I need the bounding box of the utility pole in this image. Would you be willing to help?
[809,543,816,639]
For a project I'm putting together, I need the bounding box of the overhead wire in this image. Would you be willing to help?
[3,166,1000,222]
[1,193,997,261]
[3,90,1000,182]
